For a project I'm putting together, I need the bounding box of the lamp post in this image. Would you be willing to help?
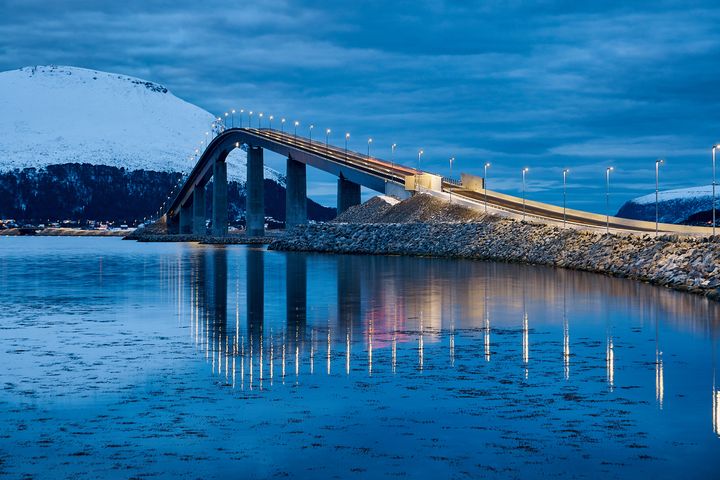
[259,112,264,129]
[449,157,455,203]
[391,143,397,180]
[713,145,718,235]
[655,159,664,236]
[240,109,244,127]
[606,167,614,235]
[309,124,314,142]
[562,169,569,227]
[522,167,529,221]
[416,149,424,191]
[325,129,331,150]
[269,115,273,130]
[294,120,299,139]
[484,162,491,213]
[345,132,350,160]
[224,112,229,128]
[281,118,286,134]
[249,111,253,128]
[367,138,373,158]
[231,109,235,128]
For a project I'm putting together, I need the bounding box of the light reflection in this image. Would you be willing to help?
[178,244,720,436]
[606,336,615,392]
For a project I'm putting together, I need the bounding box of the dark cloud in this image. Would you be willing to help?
[1,0,719,210]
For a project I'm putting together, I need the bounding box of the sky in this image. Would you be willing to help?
[1,0,720,212]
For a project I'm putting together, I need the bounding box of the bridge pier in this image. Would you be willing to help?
[337,175,361,215]
[247,146,265,237]
[179,201,193,234]
[285,156,307,229]
[212,160,228,237]
[192,184,206,235]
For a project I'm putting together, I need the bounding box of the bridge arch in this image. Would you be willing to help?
[166,127,414,237]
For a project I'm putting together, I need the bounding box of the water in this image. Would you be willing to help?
[0,237,719,479]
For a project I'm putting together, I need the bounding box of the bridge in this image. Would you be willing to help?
[163,127,713,236]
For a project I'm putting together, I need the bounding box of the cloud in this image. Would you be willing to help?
[1,0,719,212]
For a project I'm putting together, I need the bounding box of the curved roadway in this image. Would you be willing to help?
[168,127,712,236]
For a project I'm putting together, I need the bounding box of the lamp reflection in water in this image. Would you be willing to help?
[655,317,664,410]
[606,335,615,392]
[484,282,490,362]
[522,292,529,379]
[563,279,570,380]
[714,372,720,437]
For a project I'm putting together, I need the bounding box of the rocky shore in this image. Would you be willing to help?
[271,194,720,301]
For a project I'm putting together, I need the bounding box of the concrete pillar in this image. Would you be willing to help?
[165,214,179,234]
[246,146,265,236]
[179,201,193,234]
[212,160,228,237]
[193,185,206,235]
[337,175,361,215]
[285,156,307,229]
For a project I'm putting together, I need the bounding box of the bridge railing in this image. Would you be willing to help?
[443,177,461,186]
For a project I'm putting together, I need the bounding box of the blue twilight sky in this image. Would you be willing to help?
[1,0,720,211]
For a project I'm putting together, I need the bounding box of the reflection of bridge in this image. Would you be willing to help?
[163,127,713,236]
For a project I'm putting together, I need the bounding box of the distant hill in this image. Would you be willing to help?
[616,185,716,226]
[0,65,334,224]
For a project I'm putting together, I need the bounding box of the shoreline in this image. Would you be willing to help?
[268,195,720,302]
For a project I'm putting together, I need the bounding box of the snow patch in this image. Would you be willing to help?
[0,65,283,184]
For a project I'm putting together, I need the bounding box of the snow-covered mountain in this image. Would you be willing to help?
[616,185,716,225]
[0,65,282,183]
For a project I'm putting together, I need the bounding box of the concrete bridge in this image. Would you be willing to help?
[165,127,416,236]
[164,127,714,237]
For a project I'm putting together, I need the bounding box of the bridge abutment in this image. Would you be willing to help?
[192,185,206,235]
[337,175,361,215]
[212,160,228,237]
[247,146,265,236]
[285,156,307,229]
[179,201,193,234]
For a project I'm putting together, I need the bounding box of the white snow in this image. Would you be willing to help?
[0,65,283,184]
[630,185,714,205]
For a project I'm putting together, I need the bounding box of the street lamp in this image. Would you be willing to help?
[345,132,350,159]
[606,167,614,235]
[231,109,235,128]
[484,162,491,214]
[281,118,286,134]
[391,143,397,180]
[309,124,314,142]
[269,115,273,130]
[249,111,253,128]
[655,159,664,236]
[294,120,299,139]
[416,149,424,191]
[562,169,569,227]
[522,167,529,221]
[713,145,718,235]
[325,128,331,149]
[224,112,229,127]
[259,112,264,128]
[367,138,373,158]
[240,109,244,127]
[449,157,455,202]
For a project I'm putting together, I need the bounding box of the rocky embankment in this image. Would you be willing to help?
[271,194,720,300]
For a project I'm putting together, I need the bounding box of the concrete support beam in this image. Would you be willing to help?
[192,185,206,235]
[246,146,265,237]
[165,214,179,234]
[179,201,193,234]
[337,175,361,215]
[285,156,307,229]
[212,160,228,237]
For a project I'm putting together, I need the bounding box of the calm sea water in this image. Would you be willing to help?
[0,237,719,479]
